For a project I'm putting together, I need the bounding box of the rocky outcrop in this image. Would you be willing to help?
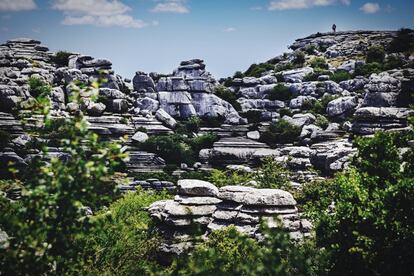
[148,179,311,255]
[135,59,245,125]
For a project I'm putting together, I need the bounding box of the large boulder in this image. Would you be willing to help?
[326,96,358,117]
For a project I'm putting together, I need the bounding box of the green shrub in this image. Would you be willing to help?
[81,188,171,274]
[176,116,201,135]
[260,119,301,146]
[384,54,404,70]
[0,130,10,149]
[209,168,253,187]
[366,45,386,64]
[354,62,383,77]
[305,44,317,55]
[171,225,326,275]
[244,63,274,78]
[268,84,293,101]
[279,107,292,117]
[315,114,329,129]
[293,51,306,65]
[330,70,352,83]
[214,85,241,111]
[0,83,127,275]
[243,110,262,124]
[304,69,331,82]
[387,28,414,54]
[199,115,225,128]
[28,77,51,98]
[233,71,244,79]
[51,51,74,67]
[315,131,414,275]
[139,133,218,166]
[310,57,329,70]
[254,157,290,189]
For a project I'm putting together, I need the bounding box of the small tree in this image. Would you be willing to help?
[0,81,127,274]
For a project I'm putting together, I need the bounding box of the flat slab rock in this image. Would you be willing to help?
[218,186,297,206]
[177,179,219,197]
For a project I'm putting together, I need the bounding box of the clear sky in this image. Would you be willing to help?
[0,0,413,79]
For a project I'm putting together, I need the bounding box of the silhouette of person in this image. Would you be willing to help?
[332,24,337,33]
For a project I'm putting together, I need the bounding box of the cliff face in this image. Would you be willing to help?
[0,30,413,180]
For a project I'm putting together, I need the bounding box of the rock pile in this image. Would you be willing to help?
[148,179,311,255]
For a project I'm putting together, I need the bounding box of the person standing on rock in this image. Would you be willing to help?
[332,24,337,33]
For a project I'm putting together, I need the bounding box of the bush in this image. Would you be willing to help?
[387,28,414,54]
[279,107,292,117]
[243,110,262,124]
[310,57,329,70]
[315,114,329,129]
[304,69,331,82]
[254,157,290,189]
[354,62,383,77]
[268,84,293,101]
[139,133,218,166]
[233,71,244,79]
[366,45,385,64]
[51,51,73,67]
[209,168,253,187]
[293,51,306,65]
[171,225,326,275]
[80,188,171,274]
[260,119,301,146]
[244,63,274,78]
[330,70,352,83]
[199,115,225,128]
[176,116,201,135]
[28,77,51,98]
[315,131,414,275]
[305,44,317,55]
[214,85,241,111]
[0,130,10,149]
[0,82,126,274]
[384,54,404,70]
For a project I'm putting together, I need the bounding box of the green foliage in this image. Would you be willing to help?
[81,188,171,274]
[268,84,293,101]
[309,57,329,70]
[279,107,293,117]
[176,116,201,135]
[243,110,262,124]
[330,70,352,83]
[315,114,329,129]
[310,95,338,115]
[233,71,244,79]
[366,45,385,64]
[209,168,254,187]
[139,133,218,166]
[28,76,51,98]
[293,51,306,65]
[354,62,383,77]
[315,131,414,275]
[261,119,301,146]
[244,63,274,78]
[214,85,241,111]
[0,82,127,275]
[387,28,414,54]
[0,130,10,149]
[171,225,326,275]
[384,54,404,70]
[254,157,291,190]
[303,69,331,82]
[51,51,73,67]
[305,44,317,55]
[199,115,225,128]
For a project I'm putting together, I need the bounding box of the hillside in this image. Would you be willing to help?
[0,29,413,274]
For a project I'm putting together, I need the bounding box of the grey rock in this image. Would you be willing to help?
[156,108,177,129]
[131,131,149,143]
[178,179,219,197]
[326,96,358,117]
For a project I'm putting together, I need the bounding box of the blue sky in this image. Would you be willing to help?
[1,0,413,79]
